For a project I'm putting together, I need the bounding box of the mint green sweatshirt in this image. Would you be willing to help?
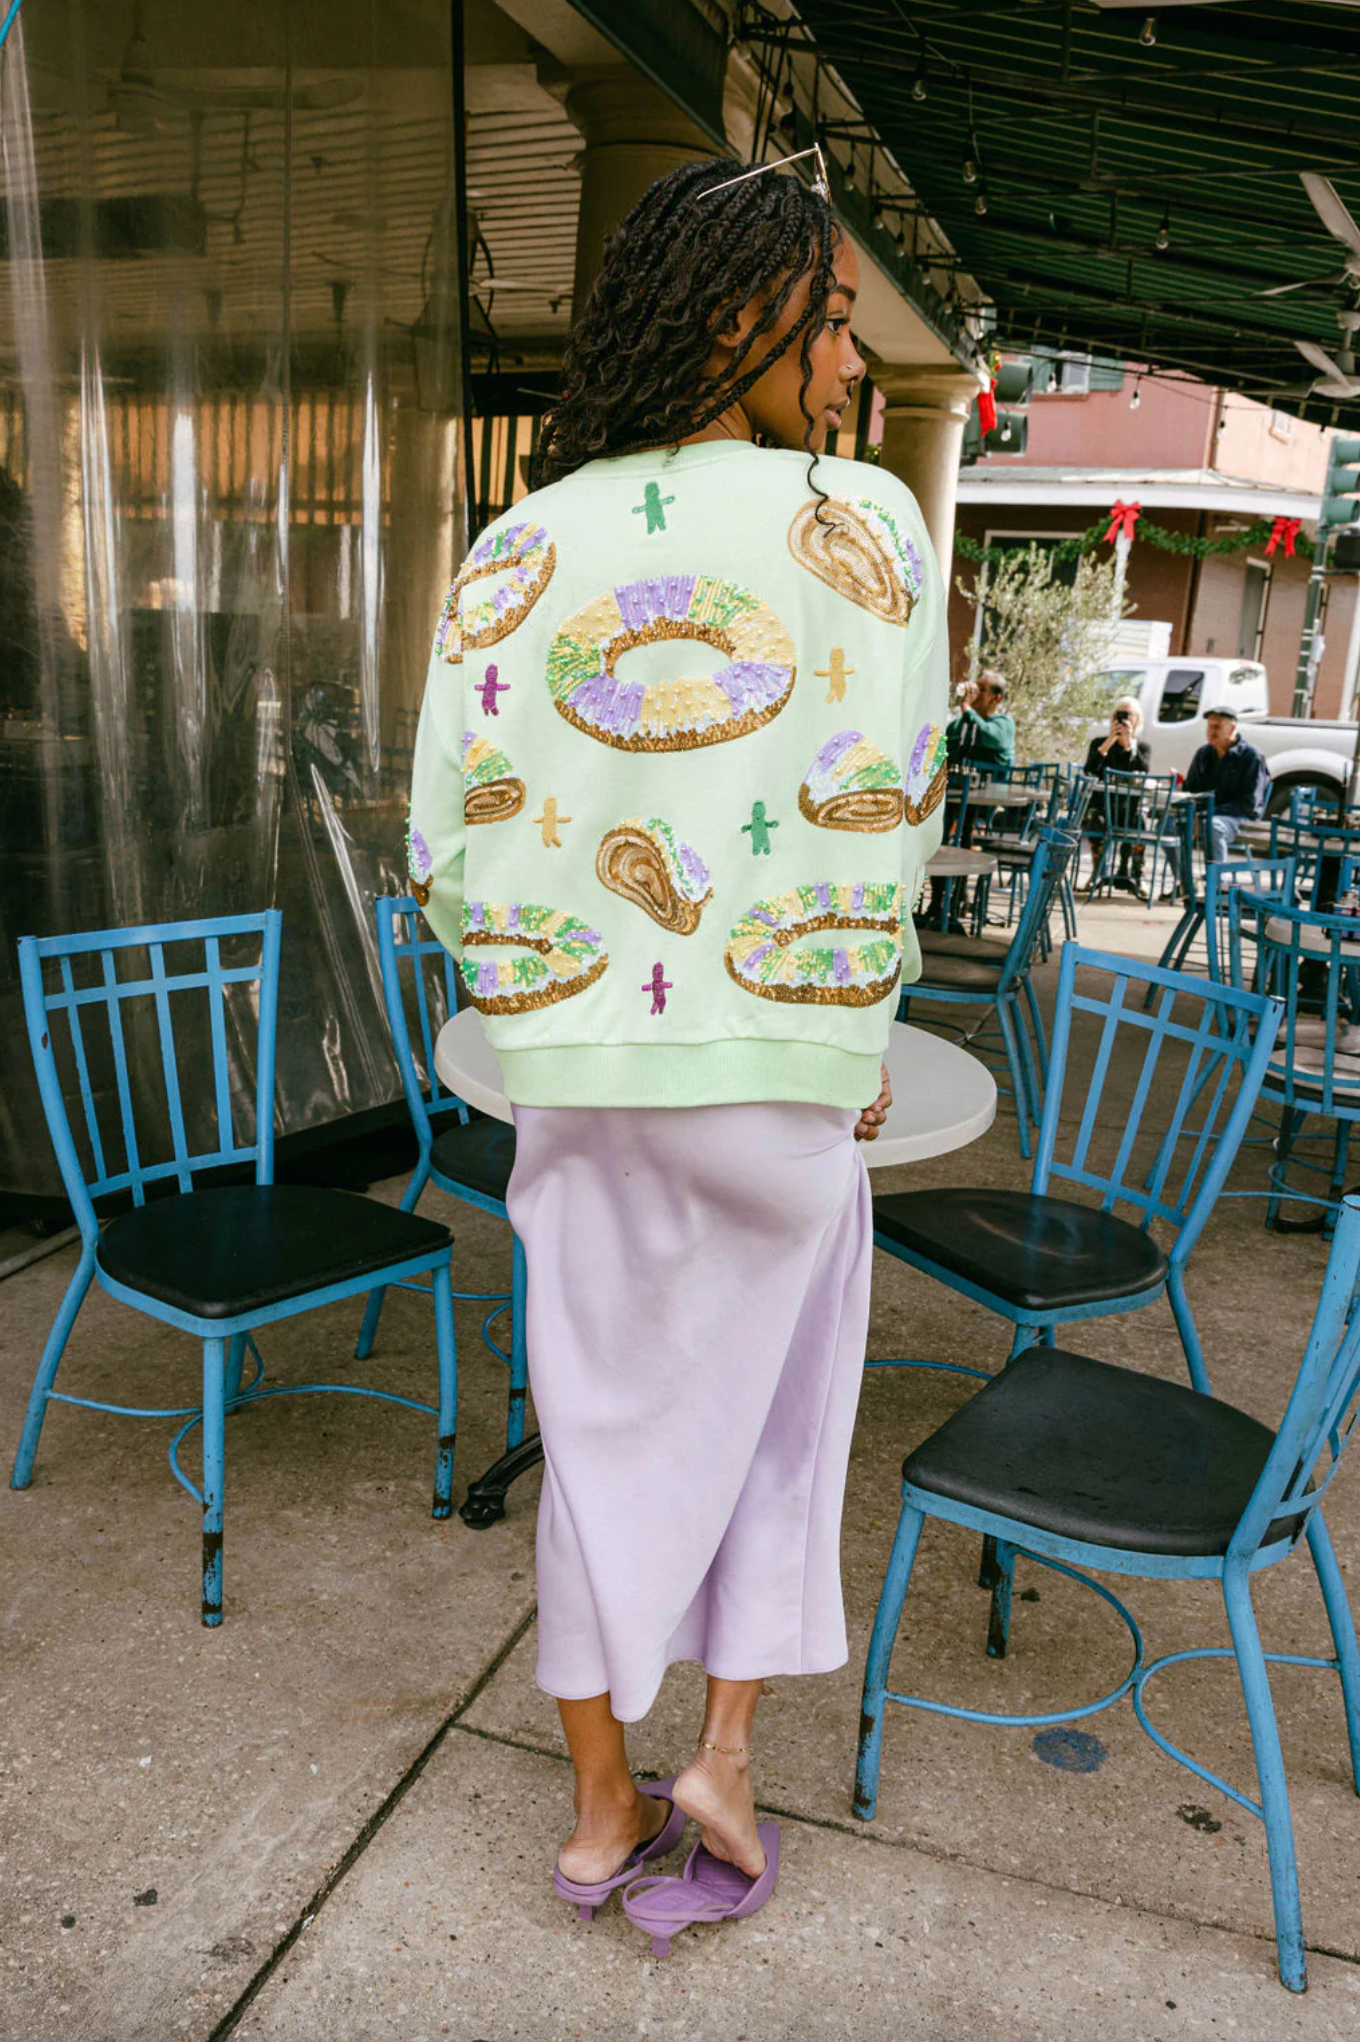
[407,441,949,1109]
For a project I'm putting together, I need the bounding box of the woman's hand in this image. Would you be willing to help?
[855,1062,892,1142]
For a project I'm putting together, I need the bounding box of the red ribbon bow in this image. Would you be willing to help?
[1104,499,1141,545]
[1266,515,1301,558]
[977,379,997,437]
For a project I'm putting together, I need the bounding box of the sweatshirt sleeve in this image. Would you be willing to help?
[407,626,466,963]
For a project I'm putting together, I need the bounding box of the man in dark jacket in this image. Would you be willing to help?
[1184,708,1272,860]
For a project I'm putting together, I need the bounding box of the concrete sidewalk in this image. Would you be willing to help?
[3,897,1359,2041]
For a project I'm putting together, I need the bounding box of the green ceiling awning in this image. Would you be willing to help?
[790,0,1360,422]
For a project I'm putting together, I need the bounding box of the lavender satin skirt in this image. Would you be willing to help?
[505,1101,873,1724]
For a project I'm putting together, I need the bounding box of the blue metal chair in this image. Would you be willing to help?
[855,1192,1360,1994]
[1154,791,1215,974]
[1231,896,1360,1236]
[10,912,457,1625]
[1202,856,1296,984]
[1087,769,1180,902]
[356,896,526,1452]
[874,943,1283,1391]
[906,829,1076,1158]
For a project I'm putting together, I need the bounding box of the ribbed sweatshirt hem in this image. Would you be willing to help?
[497,1039,885,1110]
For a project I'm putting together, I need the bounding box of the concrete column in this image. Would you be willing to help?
[564,69,715,320]
[874,366,983,577]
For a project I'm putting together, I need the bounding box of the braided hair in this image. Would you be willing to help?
[531,158,838,489]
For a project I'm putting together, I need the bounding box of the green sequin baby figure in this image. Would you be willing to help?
[742,801,779,855]
[633,480,675,534]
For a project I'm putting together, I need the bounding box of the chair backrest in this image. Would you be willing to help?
[996,827,1077,992]
[18,912,283,1245]
[1205,857,1295,983]
[945,770,973,845]
[373,895,469,1152]
[1060,770,1095,835]
[1233,896,1360,1123]
[1172,791,1215,909]
[1033,943,1283,1266]
[1231,1193,1360,1563]
[1101,770,1180,842]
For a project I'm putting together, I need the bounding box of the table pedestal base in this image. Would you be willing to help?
[459,1432,544,1528]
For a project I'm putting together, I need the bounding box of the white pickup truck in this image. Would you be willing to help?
[1091,657,1360,813]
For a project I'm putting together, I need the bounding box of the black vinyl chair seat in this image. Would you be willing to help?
[918,930,1010,965]
[913,952,1006,993]
[903,1346,1291,1556]
[873,1187,1169,1312]
[98,1184,451,1320]
[431,1115,516,1203]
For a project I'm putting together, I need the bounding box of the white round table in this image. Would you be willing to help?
[1265,914,1360,959]
[971,784,1036,809]
[926,846,999,879]
[433,1009,996,1168]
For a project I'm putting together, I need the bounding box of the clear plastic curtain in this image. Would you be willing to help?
[0,0,466,1199]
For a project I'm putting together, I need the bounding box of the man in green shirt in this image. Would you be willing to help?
[946,669,1015,775]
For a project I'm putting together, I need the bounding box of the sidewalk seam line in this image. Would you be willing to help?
[202,1602,538,2042]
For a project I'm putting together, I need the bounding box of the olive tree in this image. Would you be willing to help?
[955,544,1130,765]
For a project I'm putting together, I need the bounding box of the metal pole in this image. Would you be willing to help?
[1292,532,1331,716]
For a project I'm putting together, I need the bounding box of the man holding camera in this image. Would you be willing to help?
[946,669,1015,777]
[1184,708,1272,861]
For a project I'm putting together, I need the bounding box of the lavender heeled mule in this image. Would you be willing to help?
[553,1777,686,1921]
[621,1823,780,1957]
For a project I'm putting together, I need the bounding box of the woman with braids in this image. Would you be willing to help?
[409,153,949,1952]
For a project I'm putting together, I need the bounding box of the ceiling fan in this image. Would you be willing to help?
[1258,174,1360,299]
[107,3,360,134]
[1293,313,1360,399]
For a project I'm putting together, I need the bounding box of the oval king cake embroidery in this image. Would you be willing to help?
[462,731,526,825]
[787,496,924,626]
[406,822,434,907]
[596,817,713,934]
[436,521,556,663]
[724,882,903,1007]
[545,574,795,751]
[798,731,904,832]
[905,722,949,825]
[460,901,608,1015]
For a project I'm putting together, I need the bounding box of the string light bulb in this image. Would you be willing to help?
[1140,14,1157,46]
[911,57,928,103]
[1155,209,1170,251]
[975,187,989,218]
[844,148,857,192]
[1129,379,1143,411]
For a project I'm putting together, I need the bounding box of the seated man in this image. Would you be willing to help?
[947,669,1015,782]
[1184,707,1272,861]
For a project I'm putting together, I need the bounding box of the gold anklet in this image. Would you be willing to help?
[697,1738,752,1758]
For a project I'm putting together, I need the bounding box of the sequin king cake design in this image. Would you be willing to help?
[436,521,556,664]
[596,817,713,935]
[460,901,608,1015]
[787,496,924,627]
[462,731,526,825]
[725,882,903,1007]
[406,821,434,907]
[798,731,904,832]
[904,722,949,826]
[546,574,795,751]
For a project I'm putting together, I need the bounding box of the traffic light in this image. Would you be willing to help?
[1321,434,1360,531]
[993,359,1034,406]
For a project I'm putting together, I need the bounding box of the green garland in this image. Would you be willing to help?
[955,515,1315,567]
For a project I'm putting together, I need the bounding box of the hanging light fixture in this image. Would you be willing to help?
[962,131,980,185]
[1129,377,1143,411]
[1155,208,1170,251]
[911,56,928,103]
[975,185,989,218]
[1140,15,1158,47]
[844,148,857,191]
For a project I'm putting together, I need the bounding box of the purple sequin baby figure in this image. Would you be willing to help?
[643,962,673,1015]
[478,664,510,716]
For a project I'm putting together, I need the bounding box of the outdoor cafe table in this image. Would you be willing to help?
[970,783,1037,809]
[433,1008,998,1524]
[1265,914,1360,959]
[926,846,999,880]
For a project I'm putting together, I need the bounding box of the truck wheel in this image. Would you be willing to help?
[1266,775,1344,819]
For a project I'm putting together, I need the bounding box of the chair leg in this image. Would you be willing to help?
[1306,1511,1360,1796]
[987,1538,1016,1659]
[1324,1122,1353,1238]
[996,998,1033,1159]
[507,1231,528,1451]
[1222,1567,1307,1992]
[10,1246,96,1489]
[1267,1110,1307,1231]
[355,1158,432,1360]
[201,1336,227,1628]
[1010,991,1044,1132]
[225,1332,247,1404]
[1167,1266,1211,1397]
[432,1261,458,1519]
[1022,974,1049,1089]
[854,1502,925,1820]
